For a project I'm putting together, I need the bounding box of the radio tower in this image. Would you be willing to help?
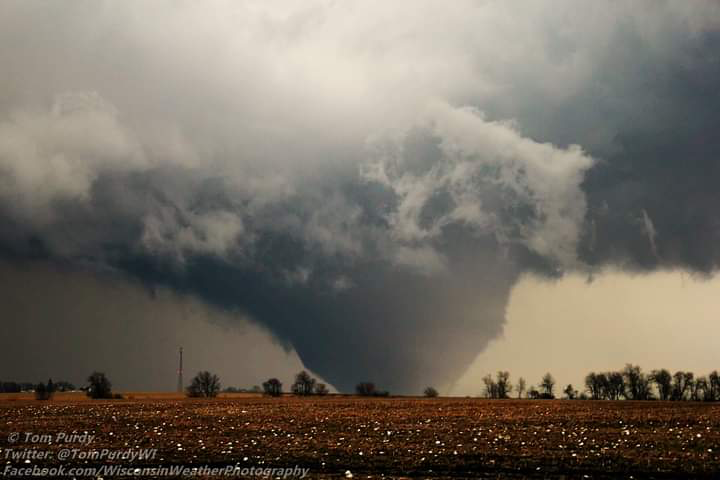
[177,347,183,393]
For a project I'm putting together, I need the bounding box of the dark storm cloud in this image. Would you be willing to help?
[1,1,719,392]
[579,31,720,272]
[0,259,307,391]
[464,5,720,272]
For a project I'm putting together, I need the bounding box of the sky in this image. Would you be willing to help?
[452,271,720,396]
[1,1,719,393]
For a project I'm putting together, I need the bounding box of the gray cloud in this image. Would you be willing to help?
[1,1,719,392]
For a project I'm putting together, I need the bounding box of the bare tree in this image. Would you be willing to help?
[482,374,498,399]
[423,386,439,398]
[54,381,76,392]
[496,371,512,399]
[527,386,540,399]
[563,384,578,400]
[622,364,652,400]
[651,369,672,401]
[35,379,55,401]
[314,383,329,396]
[187,371,221,398]
[291,370,317,396]
[709,371,720,401]
[86,372,112,399]
[607,372,625,400]
[585,372,602,400]
[540,373,555,399]
[262,378,282,397]
[597,372,611,399]
[691,377,708,401]
[671,371,693,401]
[0,382,20,393]
[356,382,376,396]
[516,377,526,399]
[581,367,720,402]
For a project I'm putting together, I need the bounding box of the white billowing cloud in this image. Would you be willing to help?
[363,102,594,269]
[0,92,145,222]
[429,103,593,267]
[0,1,716,268]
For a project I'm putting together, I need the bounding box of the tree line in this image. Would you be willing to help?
[15,364,720,401]
[16,373,115,401]
[481,372,555,399]
[258,373,390,397]
[478,365,720,401]
[184,370,333,398]
[585,366,720,401]
[0,380,75,394]
[187,370,391,398]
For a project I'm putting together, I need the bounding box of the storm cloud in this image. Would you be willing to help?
[1,1,719,392]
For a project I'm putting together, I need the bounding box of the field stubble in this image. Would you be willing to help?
[1,396,719,478]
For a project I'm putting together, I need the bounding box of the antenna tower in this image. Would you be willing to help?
[177,347,183,393]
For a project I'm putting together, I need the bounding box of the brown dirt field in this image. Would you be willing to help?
[1,396,719,478]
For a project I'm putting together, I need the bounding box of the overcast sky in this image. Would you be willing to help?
[1,1,719,393]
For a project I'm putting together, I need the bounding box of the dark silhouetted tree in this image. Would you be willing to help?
[356,382,376,396]
[607,372,625,400]
[355,382,388,396]
[622,364,652,400]
[187,371,221,398]
[262,378,282,397]
[35,382,48,400]
[585,373,599,400]
[595,372,611,399]
[651,369,672,401]
[709,371,720,401]
[527,386,540,399]
[291,371,317,396]
[516,377,526,399]
[86,372,112,399]
[0,381,21,393]
[563,384,578,400]
[496,371,512,399]
[54,381,75,392]
[482,374,498,399]
[540,373,555,399]
[671,371,693,401]
[35,379,54,401]
[691,376,708,401]
[424,386,439,398]
[314,383,329,396]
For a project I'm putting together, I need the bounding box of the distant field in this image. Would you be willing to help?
[0,391,263,401]
[1,396,718,478]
